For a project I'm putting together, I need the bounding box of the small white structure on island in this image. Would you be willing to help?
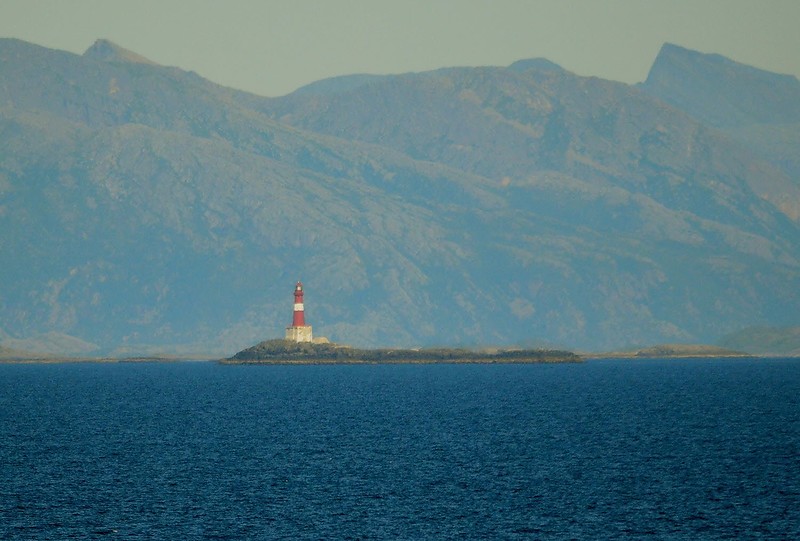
[285,281,313,342]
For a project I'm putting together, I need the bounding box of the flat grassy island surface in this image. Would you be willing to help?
[223,339,582,365]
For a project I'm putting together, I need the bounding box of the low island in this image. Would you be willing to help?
[588,343,754,359]
[222,339,582,365]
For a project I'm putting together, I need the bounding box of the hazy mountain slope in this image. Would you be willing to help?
[292,74,391,96]
[265,60,800,224]
[1,38,799,354]
[718,326,800,356]
[0,105,496,353]
[640,42,800,181]
[640,43,800,128]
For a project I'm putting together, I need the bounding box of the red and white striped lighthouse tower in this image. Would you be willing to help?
[285,281,313,342]
[292,281,306,326]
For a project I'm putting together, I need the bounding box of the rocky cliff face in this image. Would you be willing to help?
[1,38,798,355]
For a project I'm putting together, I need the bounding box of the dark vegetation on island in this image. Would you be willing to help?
[223,339,582,364]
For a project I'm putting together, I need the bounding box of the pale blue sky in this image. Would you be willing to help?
[1,0,798,97]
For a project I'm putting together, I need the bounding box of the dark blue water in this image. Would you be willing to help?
[1,359,798,540]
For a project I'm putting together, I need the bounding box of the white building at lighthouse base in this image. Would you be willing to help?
[285,325,313,343]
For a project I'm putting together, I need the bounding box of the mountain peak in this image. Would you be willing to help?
[641,42,800,127]
[648,42,798,86]
[83,39,158,65]
[507,57,563,73]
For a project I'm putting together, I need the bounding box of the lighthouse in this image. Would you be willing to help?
[285,281,313,342]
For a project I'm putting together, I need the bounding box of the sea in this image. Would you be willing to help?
[1,358,798,540]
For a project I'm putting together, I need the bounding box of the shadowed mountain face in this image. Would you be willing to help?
[1,38,799,355]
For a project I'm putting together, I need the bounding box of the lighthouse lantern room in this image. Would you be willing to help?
[285,281,313,342]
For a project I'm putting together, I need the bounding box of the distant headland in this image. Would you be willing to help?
[587,343,754,359]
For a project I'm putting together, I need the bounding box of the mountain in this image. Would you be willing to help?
[263,57,800,222]
[640,43,800,128]
[717,326,800,356]
[0,332,98,357]
[1,38,799,355]
[0,38,504,354]
[640,42,800,182]
[259,53,800,349]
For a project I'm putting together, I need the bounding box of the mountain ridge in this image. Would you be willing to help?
[1,38,798,355]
